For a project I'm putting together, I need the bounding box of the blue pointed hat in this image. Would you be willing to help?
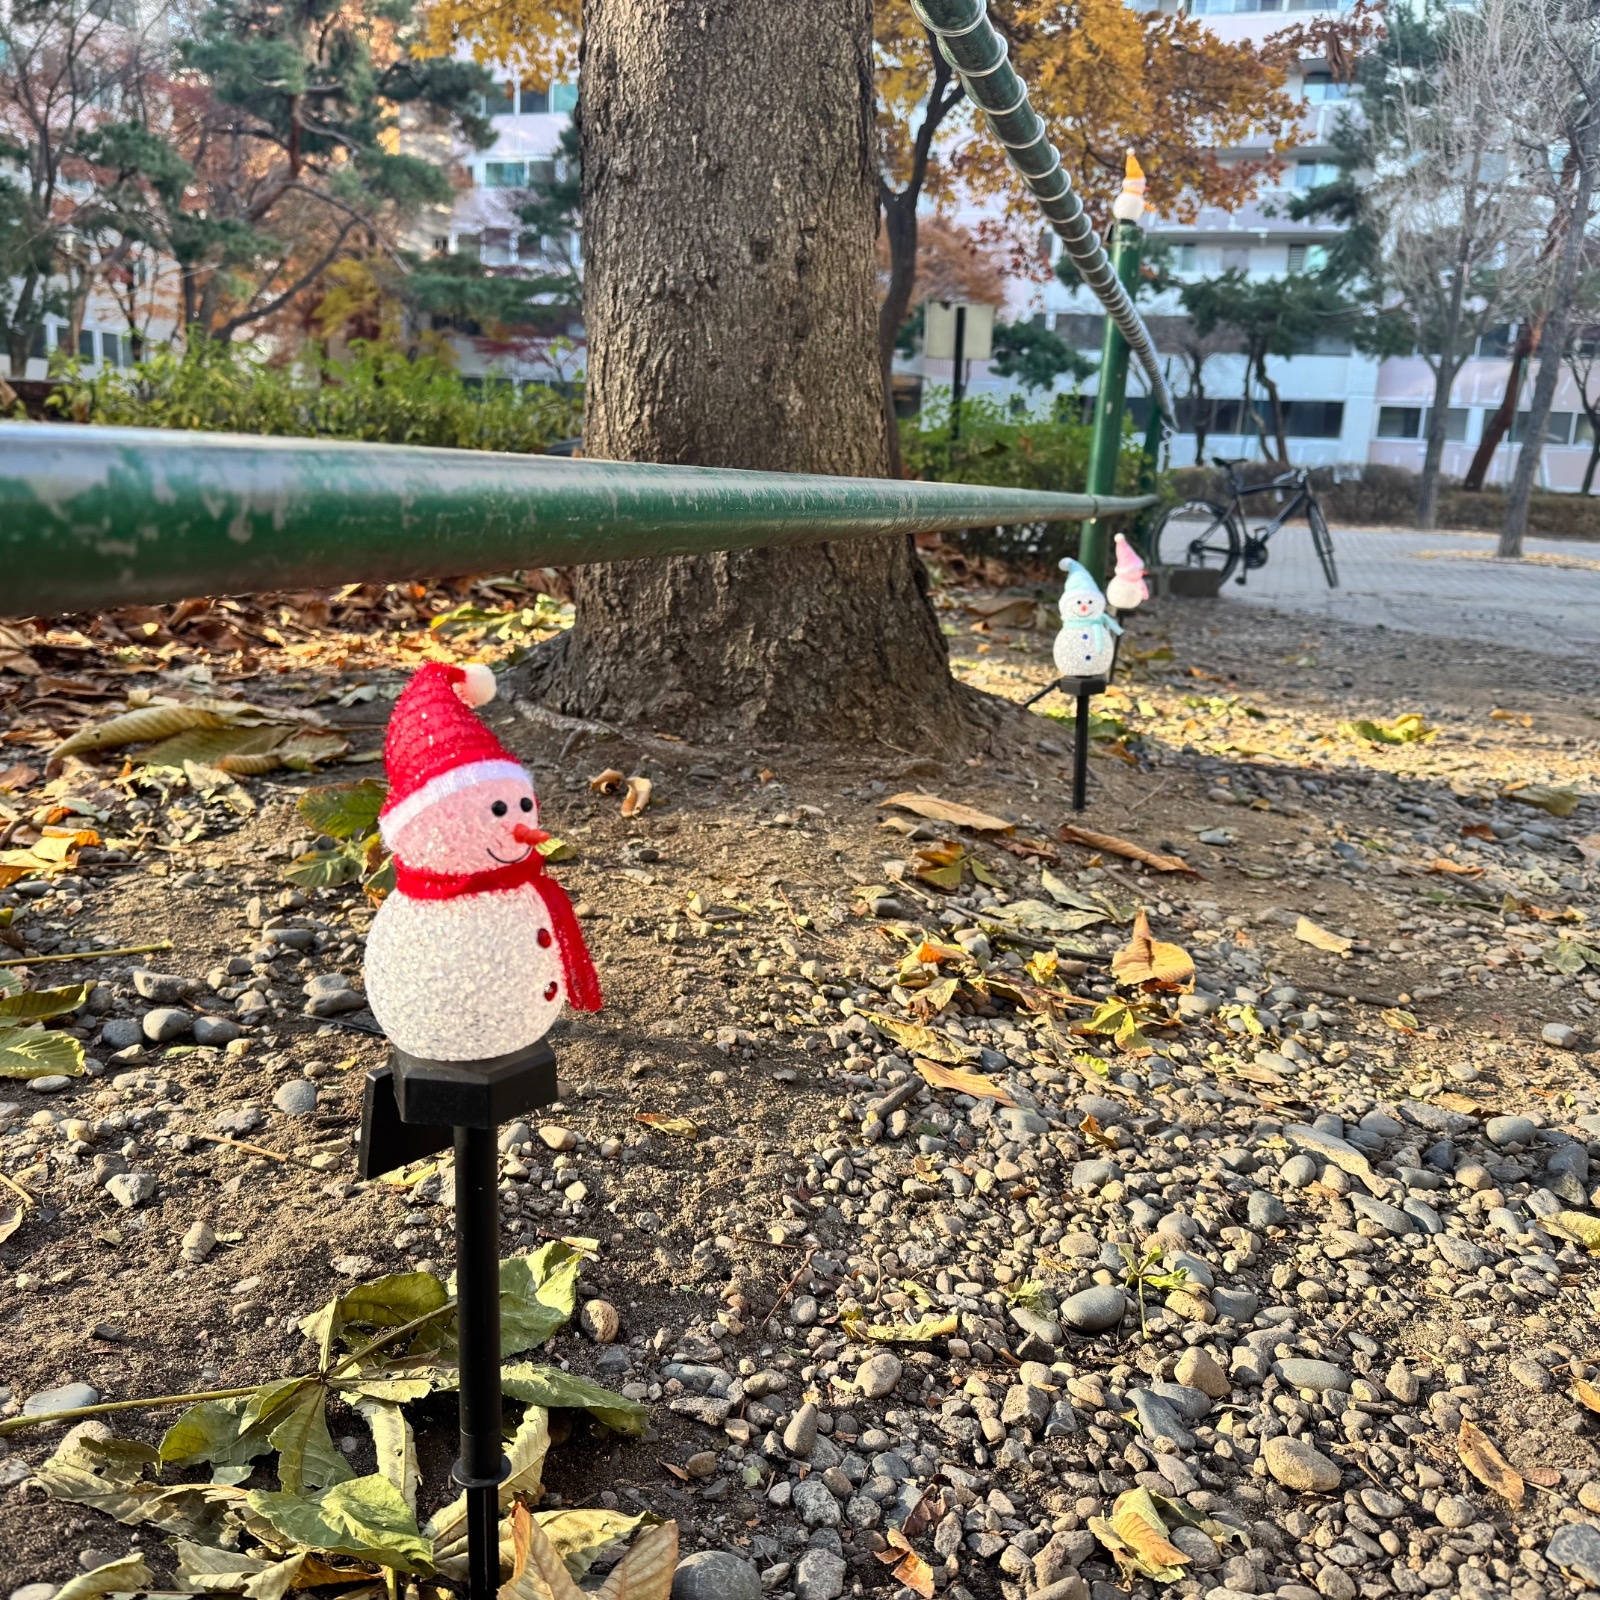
[1058,558,1104,601]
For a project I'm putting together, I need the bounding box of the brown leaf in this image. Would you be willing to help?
[1461,823,1497,841]
[1079,1113,1119,1151]
[1572,1379,1600,1414]
[503,1502,678,1600]
[1523,1464,1562,1489]
[1058,825,1197,875]
[0,1200,23,1245]
[0,765,39,792]
[1457,1420,1524,1508]
[621,777,652,818]
[635,1113,699,1138]
[882,792,1015,833]
[874,1528,935,1600]
[589,769,625,794]
[1110,910,1194,987]
[1426,858,1484,879]
[914,1057,1017,1106]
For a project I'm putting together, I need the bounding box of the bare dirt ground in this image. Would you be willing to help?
[0,563,1597,1600]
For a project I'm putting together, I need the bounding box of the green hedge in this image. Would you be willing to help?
[46,339,580,454]
[901,395,1154,566]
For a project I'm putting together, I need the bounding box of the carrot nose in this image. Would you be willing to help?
[513,823,550,847]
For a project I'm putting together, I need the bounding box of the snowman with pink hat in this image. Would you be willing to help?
[363,661,601,1062]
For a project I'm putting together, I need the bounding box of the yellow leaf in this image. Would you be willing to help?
[1573,1380,1600,1415]
[1294,916,1352,955]
[1457,1420,1524,1508]
[634,1114,698,1139]
[1110,909,1194,987]
[914,1057,1017,1105]
[907,977,961,1018]
[874,1528,935,1599]
[1551,1211,1600,1251]
[1025,949,1058,985]
[1426,858,1483,879]
[1504,783,1580,818]
[1380,1008,1420,1033]
[842,1308,957,1344]
[856,1011,978,1064]
[881,793,1014,833]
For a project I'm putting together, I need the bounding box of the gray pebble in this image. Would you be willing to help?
[783,1402,819,1458]
[792,1548,846,1600]
[23,1381,98,1415]
[1273,1359,1351,1394]
[1542,1022,1580,1050]
[792,1478,841,1528]
[193,1017,242,1047]
[105,1171,156,1209]
[213,1107,265,1136]
[1435,1495,1476,1529]
[1262,1436,1341,1492]
[1061,1285,1126,1333]
[304,973,366,1017]
[140,1007,191,1044]
[1485,1114,1535,1147]
[1280,1153,1318,1189]
[27,1075,73,1095]
[272,1079,318,1116]
[854,1352,902,1400]
[672,1551,761,1600]
[131,969,193,1003]
[97,1018,143,1051]
[1247,1190,1287,1228]
[1547,1521,1600,1586]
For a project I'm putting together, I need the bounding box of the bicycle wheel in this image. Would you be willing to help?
[1307,498,1339,589]
[1152,499,1242,584]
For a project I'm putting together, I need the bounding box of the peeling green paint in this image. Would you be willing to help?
[0,423,1153,613]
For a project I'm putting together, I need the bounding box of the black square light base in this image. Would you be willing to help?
[356,1037,558,1180]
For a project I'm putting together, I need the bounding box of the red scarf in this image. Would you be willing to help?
[391,853,602,1013]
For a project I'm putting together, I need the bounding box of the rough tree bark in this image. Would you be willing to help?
[1462,319,1538,493]
[1502,120,1599,557]
[523,0,968,746]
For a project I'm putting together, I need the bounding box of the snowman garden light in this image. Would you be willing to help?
[357,660,600,1600]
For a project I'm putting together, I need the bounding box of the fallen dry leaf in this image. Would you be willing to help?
[1111,910,1194,987]
[1058,825,1197,876]
[1457,1420,1524,1508]
[1426,858,1484,879]
[881,792,1015,833]
[1294,916,1352,955]
[1079,1113,1119,1151]
[589,769,625,794]
[634,1113,699,1138]
[875,1528,935,1600]
[1572,1380,1600,1414]
[1523,1464,1562,1489]
[621,776,652,818]
[1461,823,1497,841]
[1433,1092,1484,1116]
[1575,834,1600,869]
[914,1057,1017,1106]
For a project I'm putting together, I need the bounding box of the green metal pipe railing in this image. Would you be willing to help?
[0,423,1154,615]
[911,0,1176,428]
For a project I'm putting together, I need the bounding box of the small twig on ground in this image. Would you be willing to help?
[0,940,172,968]
[762,1245,818,1332]
[733,1231,815,1251]
[195,1132,316,1169]
[0,1171,35,1208]
[0,818,27,850]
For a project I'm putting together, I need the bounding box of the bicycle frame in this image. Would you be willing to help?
[1232,475,1318,542]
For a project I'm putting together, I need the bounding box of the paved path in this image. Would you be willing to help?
[1222,524,1600,659]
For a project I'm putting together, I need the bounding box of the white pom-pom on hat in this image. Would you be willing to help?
[455,662,497,708]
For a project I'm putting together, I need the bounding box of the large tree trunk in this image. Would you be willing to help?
[524,0,966,746]
[1462,318,1539,493]
[1502,137,1598,558]
[1415,359,1457,530]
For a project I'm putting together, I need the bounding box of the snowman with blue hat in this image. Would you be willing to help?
[1052,557,1122,679]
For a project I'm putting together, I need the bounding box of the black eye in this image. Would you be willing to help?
[491,801,508,817]
[520,797,534,812]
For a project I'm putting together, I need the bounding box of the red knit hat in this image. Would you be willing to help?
[378,662,531,846]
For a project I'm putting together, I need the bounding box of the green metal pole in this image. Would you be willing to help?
[0,423,1156,615]
[1132,376,1165,558]
[1079,218,1143,586]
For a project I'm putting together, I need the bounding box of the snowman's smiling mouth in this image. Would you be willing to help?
[485,845,533,865]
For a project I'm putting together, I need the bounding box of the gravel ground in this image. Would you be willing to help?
[0,584,1598,1600]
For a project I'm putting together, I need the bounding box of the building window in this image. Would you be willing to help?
[1282,400,1344,438]
[1221,245,1251,274]
[482,80,517,116]
[1172,243,1197,272]
[1475,324,1515,358]
[1302,74,1352,102]
[519,85,549,114]
[78,328,96,362]
[527,158,557,188]
[484,162,527,188]
[1287,242,1329,274]
[101,330,122,367]
[432,235,450,255]
[552,82,578,114]
[29,325,46,359]
[479,229,514,265]
[1510,410,1574,445]
[1424,407,1471,442]
[1293,160,1341,191]
[1377,406,1422,439]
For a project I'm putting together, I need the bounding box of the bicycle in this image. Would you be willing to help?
[1150,456,1339,588]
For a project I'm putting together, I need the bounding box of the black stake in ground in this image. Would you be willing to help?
[1021,674,1106,812]
[359,1039,559,1600]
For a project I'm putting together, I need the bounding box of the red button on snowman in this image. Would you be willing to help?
[363,661,601,1061]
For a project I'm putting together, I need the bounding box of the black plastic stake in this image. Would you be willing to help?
[1072,684,1092,813]
[454,1123,506,1600]
[357,1038,560,1600]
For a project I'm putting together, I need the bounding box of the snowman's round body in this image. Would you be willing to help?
[1053,622,1116,679]
[365,882,565,1060]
